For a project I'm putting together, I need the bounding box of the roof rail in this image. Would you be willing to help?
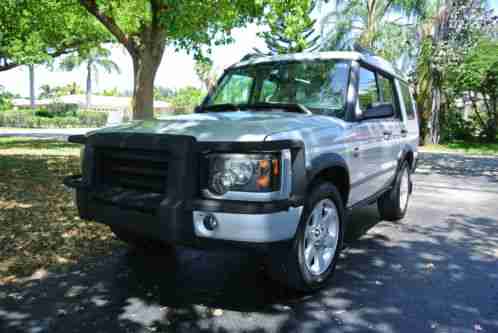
[351,42,376,57]
[239,53,263,62]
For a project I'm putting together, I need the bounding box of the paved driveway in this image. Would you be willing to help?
[1,153,497,333]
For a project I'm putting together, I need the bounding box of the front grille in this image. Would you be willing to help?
[96,148,169,194]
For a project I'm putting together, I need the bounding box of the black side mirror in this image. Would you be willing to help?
[362,103,394,120]
[194,105,203,113]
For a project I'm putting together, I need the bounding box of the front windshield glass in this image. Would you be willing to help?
[207,60,351,118]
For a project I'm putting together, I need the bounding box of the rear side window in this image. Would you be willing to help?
[399,82,415,119]
[358,67,379,111]
[378,73,401,118]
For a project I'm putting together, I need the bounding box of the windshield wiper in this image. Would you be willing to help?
[201,103,241,112]
[249,102,312,115]
[201,102,312,115]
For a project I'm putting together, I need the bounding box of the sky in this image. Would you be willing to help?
[1,0,497,98]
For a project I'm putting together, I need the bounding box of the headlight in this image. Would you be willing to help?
[206,153,282,196]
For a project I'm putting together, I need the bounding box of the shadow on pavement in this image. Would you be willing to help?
[1,204,497,333]
[418,152,498,183]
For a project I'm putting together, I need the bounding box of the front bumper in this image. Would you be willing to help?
[65,177,303,248]
[64,133,306,250]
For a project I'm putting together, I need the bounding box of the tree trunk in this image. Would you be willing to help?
[28,64,35,109]
[131,45,164,120]
[429,87,441,144]
[486,96,497,142]
[86,61,92,108]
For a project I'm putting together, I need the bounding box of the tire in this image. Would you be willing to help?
[111,227,175,255]
[266,182,344,292]
[377,160,412,221]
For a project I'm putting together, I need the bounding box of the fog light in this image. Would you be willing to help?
[203,214,218,231]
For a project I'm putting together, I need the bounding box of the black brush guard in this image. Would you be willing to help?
[64,132,305,248]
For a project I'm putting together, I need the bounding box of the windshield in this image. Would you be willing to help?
[206,60,351,118]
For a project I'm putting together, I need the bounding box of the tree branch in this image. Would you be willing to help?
[79,0,135,54]
[0,41,95,72]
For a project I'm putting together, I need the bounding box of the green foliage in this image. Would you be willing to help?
[440,111,478,142]
[167,87,204,113]
[0,87,13,111]
[39,83,84,99]
[321,0,426,61]
[0,109,107,128]
[446,38,498,98]
[101,87,122,97]
[256,0,320,54]
[0,0,109,69]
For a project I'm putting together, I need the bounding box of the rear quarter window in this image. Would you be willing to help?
[399,82,415,120]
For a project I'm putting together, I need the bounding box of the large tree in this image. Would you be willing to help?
[415,0,498,144]
[78,0,263,119]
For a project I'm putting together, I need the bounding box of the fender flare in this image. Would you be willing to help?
[306,153,351,203]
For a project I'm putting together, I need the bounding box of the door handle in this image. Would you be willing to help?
[401,129,408,137]
[383,131,392,140]
[353,147,360,158]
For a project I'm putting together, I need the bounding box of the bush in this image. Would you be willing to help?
[167,86,204,113]
[0,109,107,128]
[34,108,53,118]
[77,110,108,127]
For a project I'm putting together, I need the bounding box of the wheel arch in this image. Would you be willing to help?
[399,145,415,171]
[307,153,350,206]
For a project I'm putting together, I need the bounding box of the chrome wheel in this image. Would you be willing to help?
[399,168,410,210]
[302,198,339,276]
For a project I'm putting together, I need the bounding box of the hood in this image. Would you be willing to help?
[91,111,345,142]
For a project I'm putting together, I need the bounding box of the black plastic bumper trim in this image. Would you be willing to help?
[68,135,87,144]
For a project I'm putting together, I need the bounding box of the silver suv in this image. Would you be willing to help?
[65,51,419,291]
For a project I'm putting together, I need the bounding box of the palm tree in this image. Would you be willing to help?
[320,0,427,62]
[59,47,120,107]
[413,0,450,144]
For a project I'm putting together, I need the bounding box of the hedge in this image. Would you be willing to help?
[0,109,107,128]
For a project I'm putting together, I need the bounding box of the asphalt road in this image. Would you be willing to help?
[1,152,497,333]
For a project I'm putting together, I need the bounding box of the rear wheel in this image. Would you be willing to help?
[377,160,412,221]
[266,182,344,292]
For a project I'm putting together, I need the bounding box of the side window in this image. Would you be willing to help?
[400,82,415,119]
[378,73,401,118]
[212,74,253,105]
[260,80,277,102]
[358,67,379,111]
[377,74,394,104]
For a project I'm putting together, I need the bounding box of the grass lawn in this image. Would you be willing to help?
[0,137,121,284]
[421,141,498,156]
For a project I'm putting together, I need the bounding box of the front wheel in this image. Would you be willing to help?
[266,182,344,292]
[377,160,412,221]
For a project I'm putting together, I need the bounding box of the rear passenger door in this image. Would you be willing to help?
[348,66,399,205]
[377,71,403,176]
[397,81,420,153]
